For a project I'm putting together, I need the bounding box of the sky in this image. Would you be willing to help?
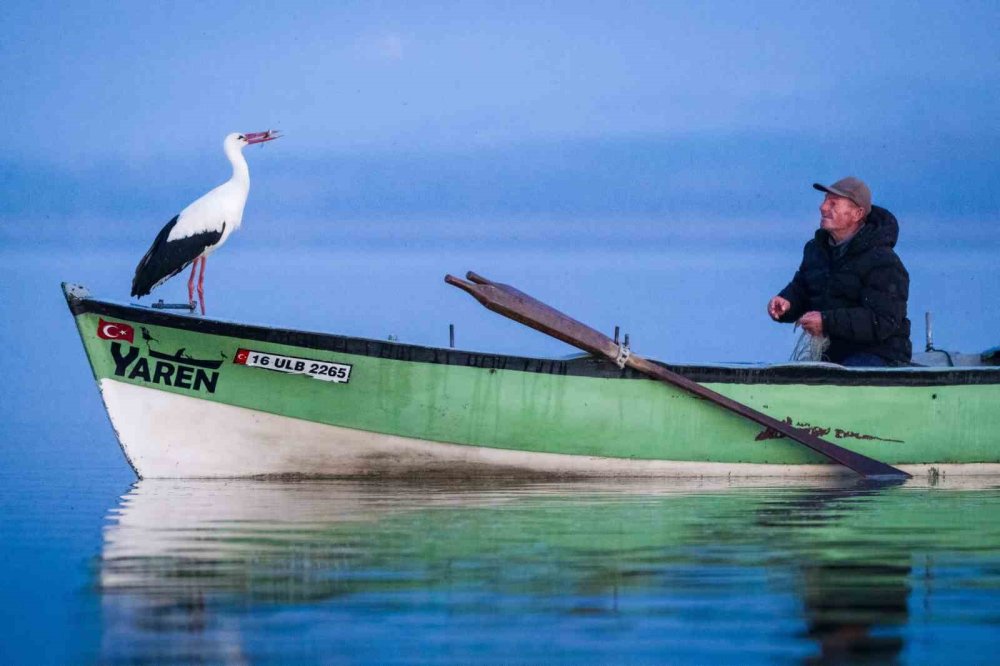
[1,0,999,359]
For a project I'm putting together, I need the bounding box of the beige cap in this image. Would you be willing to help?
[813,177,871,215]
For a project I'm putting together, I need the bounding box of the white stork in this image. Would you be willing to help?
[131,130,280,314]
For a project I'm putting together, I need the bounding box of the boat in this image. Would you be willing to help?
[63,282,1000,479]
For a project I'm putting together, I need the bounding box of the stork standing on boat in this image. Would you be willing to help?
[131,130,280,314]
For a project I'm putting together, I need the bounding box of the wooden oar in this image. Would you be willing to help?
[445,271,910,481]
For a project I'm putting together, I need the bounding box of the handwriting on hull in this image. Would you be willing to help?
[755,417,903,443]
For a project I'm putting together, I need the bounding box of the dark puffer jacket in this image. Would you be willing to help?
[778,205,912,364]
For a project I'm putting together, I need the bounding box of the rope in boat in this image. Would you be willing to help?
[615,342,631,369]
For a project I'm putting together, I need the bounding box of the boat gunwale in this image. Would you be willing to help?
[66,288,1000,388]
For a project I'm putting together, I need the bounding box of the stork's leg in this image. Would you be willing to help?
[197,256,207,315]
[187,259,199,306]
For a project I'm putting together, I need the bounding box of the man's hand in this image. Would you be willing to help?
[768,296,791,321]
[798,311,824,336]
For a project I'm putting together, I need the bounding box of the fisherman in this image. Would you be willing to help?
[767,177,911,366]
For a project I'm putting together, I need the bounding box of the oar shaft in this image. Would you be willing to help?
[624,355,899,475]
[446,272,910,480]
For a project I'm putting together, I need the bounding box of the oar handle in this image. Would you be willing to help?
[444,274,476,293]
[447,273,620,358]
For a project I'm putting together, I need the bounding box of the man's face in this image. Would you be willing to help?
[819,193,864,238]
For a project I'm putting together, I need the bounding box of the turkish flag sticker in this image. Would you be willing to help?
[97,318,135,344]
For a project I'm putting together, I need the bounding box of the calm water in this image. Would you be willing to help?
[6,474,1000,664]
[4,244,1000,663]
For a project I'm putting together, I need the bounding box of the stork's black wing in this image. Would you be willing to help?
[131,216,225,297]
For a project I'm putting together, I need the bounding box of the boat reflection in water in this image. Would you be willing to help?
[98,478,1000,663]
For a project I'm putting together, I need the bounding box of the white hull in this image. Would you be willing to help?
[100,379,999,480]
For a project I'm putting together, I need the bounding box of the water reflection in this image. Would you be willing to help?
[755,485,914,664]
[98,478,1000,664]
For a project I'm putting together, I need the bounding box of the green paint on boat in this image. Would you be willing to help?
[65,284,1000,469]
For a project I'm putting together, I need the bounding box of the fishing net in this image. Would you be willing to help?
[789,327,830,362]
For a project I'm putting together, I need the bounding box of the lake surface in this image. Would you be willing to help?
[5,472,1000,664]
[3,243,1000,663]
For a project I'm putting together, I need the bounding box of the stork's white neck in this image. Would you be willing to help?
[224,140,250,189]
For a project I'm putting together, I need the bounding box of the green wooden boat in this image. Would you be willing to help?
[63,283,1000,479]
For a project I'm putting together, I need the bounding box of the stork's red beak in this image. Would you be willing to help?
[245,129,281,145]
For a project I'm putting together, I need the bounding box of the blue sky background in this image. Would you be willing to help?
[1,0,999,360]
